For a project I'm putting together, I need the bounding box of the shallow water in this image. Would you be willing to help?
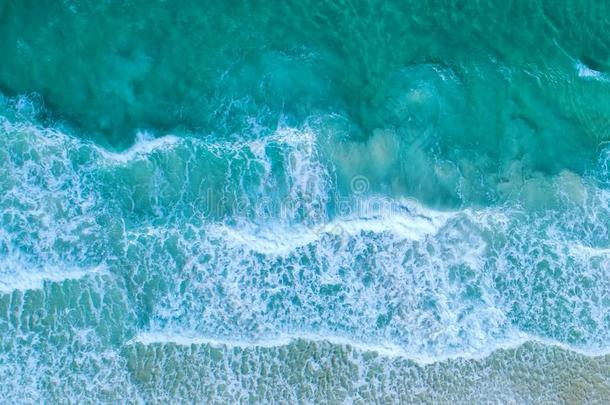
[1,0,610,403]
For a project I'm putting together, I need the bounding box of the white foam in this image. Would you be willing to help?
[95,132,181,163]
[0,261,108,294]
[208,223,320,256]
[569,243,610,257]
[576,61,608,81]
[130,330,430,360]
[208,198,453,256]
[339,197,454,238]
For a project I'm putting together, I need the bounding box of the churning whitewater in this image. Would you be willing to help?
[1,0,610,403]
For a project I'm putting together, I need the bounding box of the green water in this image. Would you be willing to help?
[1,0,610,403]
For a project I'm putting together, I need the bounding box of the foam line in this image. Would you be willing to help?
[95,133,181,163]
[209,199,454,255]
[0,263,108,295]
[129,330,610,365]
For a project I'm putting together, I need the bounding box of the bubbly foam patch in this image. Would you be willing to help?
[137,185,606,357]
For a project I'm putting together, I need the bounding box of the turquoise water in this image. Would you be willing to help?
[1,0,610,403]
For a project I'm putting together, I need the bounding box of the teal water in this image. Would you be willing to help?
[1,1,610,403]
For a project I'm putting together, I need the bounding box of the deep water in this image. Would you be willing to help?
[1,0,610,403]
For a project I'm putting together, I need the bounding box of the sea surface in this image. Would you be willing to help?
[1,1,610,403]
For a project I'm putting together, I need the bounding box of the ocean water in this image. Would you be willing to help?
[1,0,610,403]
